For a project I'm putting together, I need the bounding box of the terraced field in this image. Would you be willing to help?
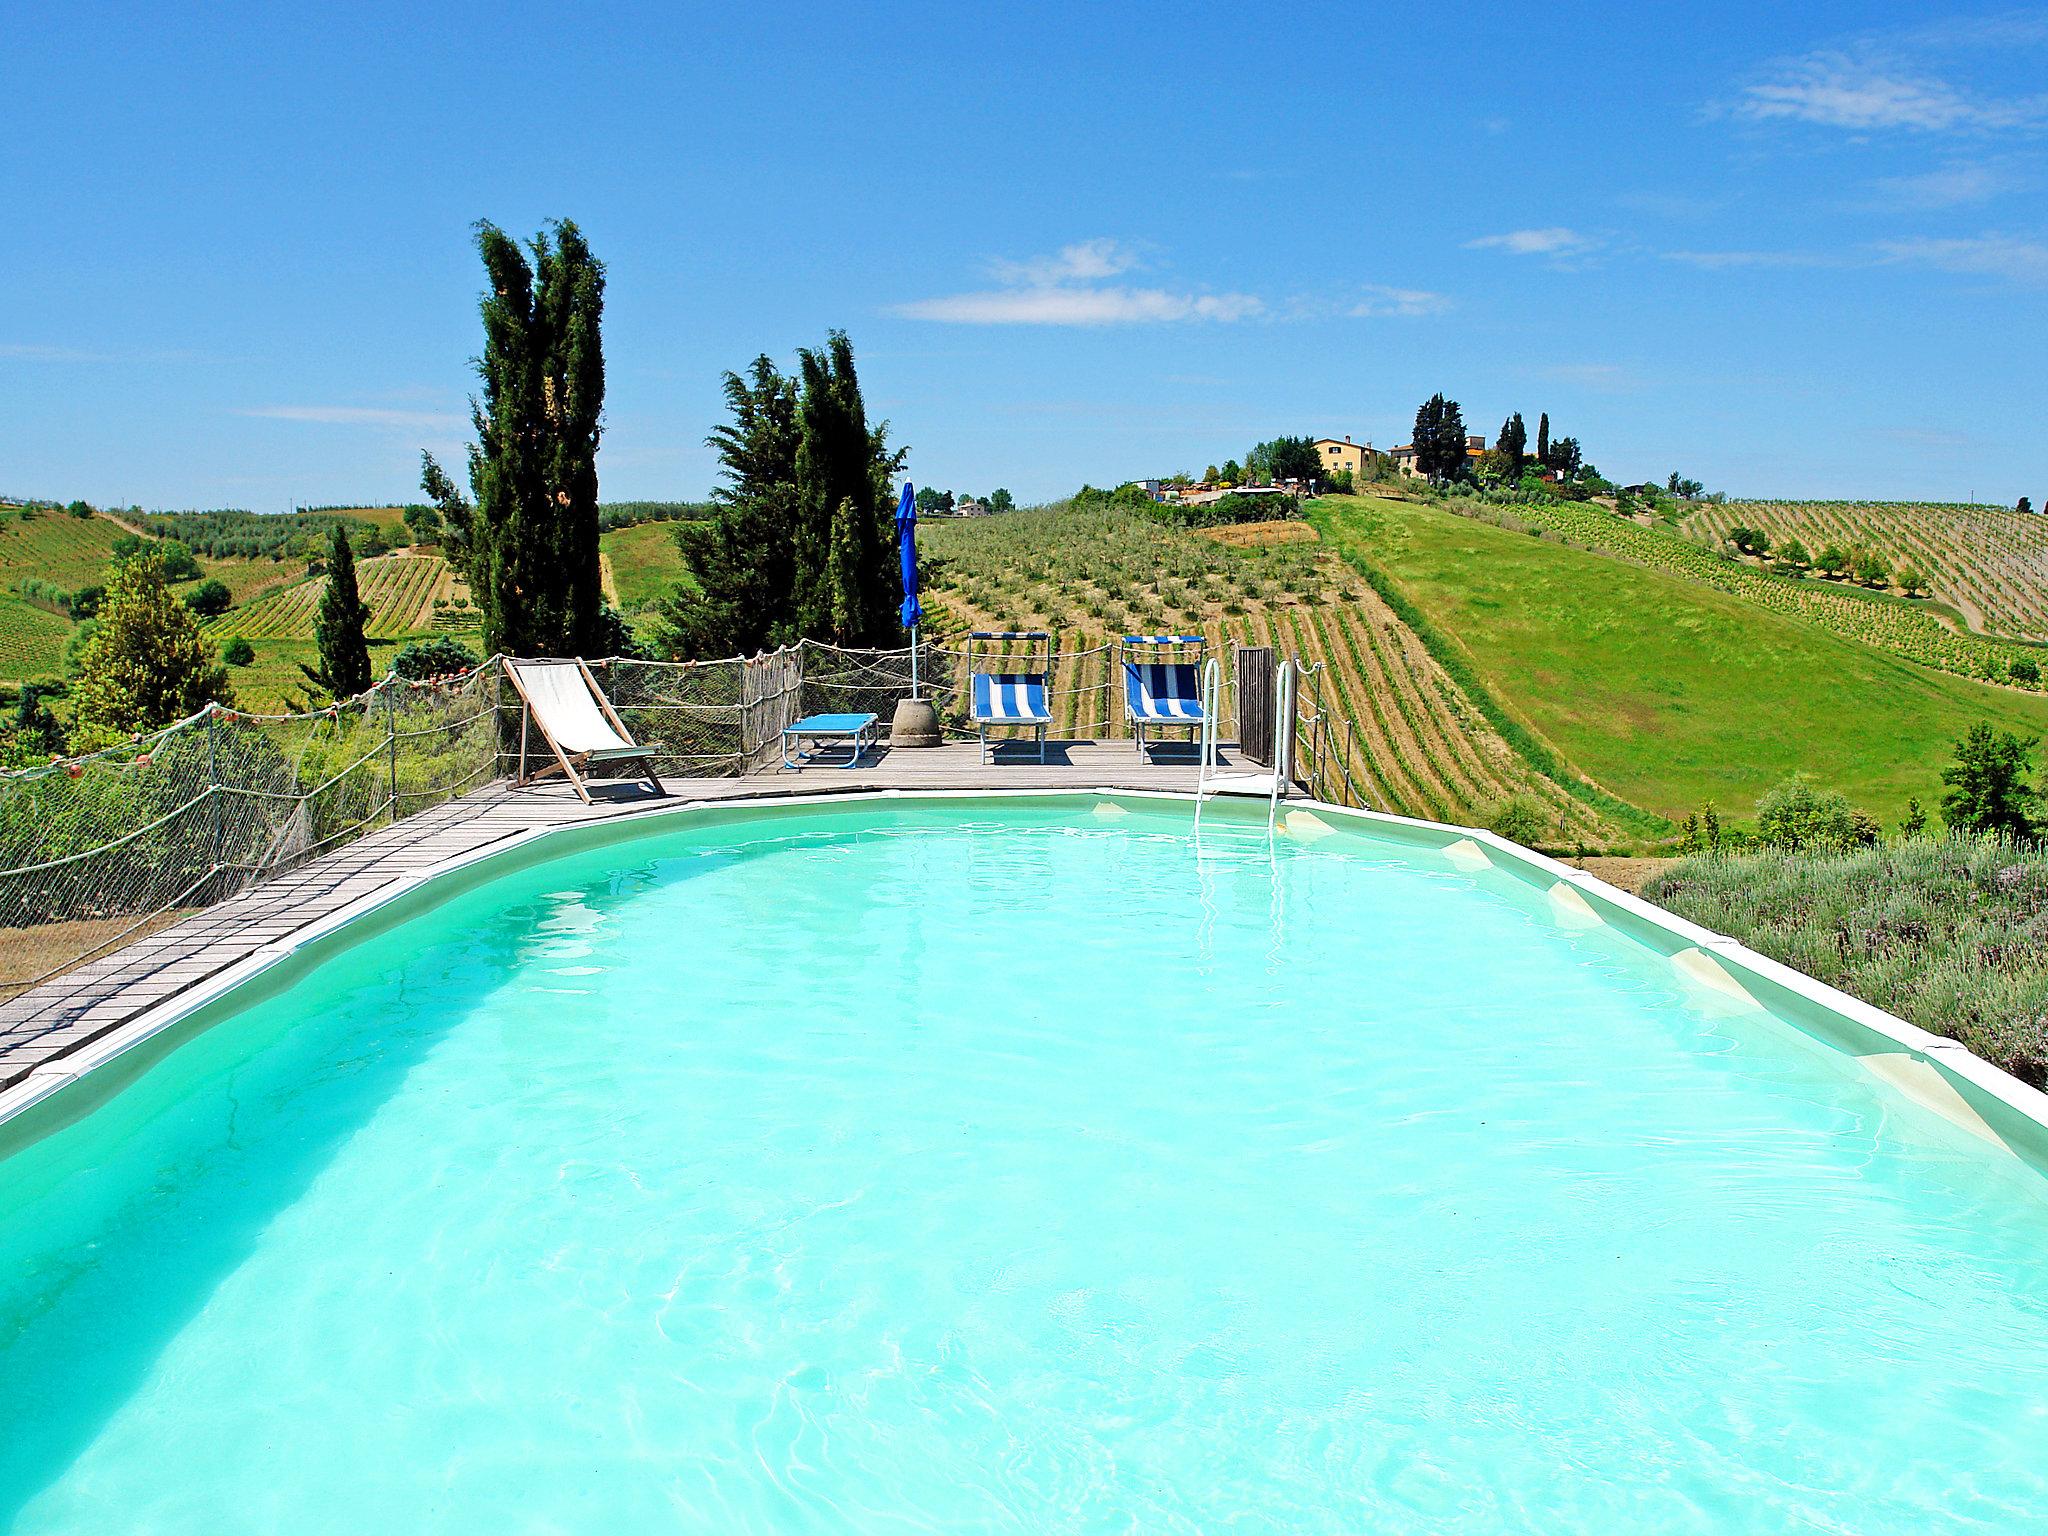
[0,593,75,684]
[1470,495,2045,686]
[921,504,1619,844]
[216,554,457,640]
[1681,500,2048,641]
[0,510,124,591]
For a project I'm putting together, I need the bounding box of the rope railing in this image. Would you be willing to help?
[0,664,500,1001]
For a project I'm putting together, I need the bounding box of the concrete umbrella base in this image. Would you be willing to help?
[889,697,942,748]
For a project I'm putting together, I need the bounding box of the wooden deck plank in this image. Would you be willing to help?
[0,743,1236,1087]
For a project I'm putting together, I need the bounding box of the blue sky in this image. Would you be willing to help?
[4,1,2045,510]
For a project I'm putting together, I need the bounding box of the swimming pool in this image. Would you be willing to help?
[2,794,2045,1532]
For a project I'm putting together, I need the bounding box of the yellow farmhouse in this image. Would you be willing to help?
[1312,436,1377,477]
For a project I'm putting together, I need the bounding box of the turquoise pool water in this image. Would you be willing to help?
[2,797,2046,1532]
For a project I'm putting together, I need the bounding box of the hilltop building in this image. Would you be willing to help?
[1389,434,1494,478]
[1312,437,1380,478]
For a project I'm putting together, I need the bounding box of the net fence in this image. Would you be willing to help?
[0,640,1303,1001]
[0,668,500,1001]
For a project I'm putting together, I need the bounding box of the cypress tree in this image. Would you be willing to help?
[793,331,902,646]
[420,218,606,658]
[1499,412,1527,478]
[302,526,373,700]
[1537,412,1551,468]
[1413,396,1445,478]
[660,357,802,657]
[1413,394,1468,482]
[826,496,866,640]
[656,332,905,657]
[1439,396,1468,481]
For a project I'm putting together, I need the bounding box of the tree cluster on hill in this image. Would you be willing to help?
[913,487,1015,515]
[656,332,906,658]
[1242,436,1324,488]
[112,533,202,580]
[420,218,610,659]
[598,501,712,530]
[1411,394,1470,482]
[142,510,388,562]
[183,578,231,617]
[1072,482,1164,511]
[1413,394,1593,492]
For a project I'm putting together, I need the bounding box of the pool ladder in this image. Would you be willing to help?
[1193,656,1292,837]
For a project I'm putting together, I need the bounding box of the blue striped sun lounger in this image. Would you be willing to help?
[1121,637,1206,753]
[970,672,1052,763]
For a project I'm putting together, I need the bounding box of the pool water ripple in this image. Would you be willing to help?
[1,799,2046,1532]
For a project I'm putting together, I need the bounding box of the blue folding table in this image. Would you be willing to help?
[780,712,881,770]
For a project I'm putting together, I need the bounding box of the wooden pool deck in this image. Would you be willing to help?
[0,741,1232,1090]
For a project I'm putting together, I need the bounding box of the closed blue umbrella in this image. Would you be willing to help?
[896,482,923,696]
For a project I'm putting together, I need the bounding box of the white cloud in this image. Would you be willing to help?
[1661,233,2048,286]
[237,404,466,430]
[1867,162,2014,208]
[1875,233,2048,284]
[895,240,1261,326]
[894,287,1262,325]
[1661,248,1841,269]
[1731,49,2045,132]
[1464,227,1599,258]
[987,238,1142,286]
[1348,284,1451,318]
[1,342,110,362]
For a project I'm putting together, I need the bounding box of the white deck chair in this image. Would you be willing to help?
[505,658,666,804]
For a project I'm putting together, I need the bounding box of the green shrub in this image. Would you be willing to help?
[222,636,256,666]
[1646,835,2048,1085]
[1489,795,1548,847]
[391,636,480,680]
[183,578,232,617]
[1754,775,1869,850]
[1940,724,2040,838]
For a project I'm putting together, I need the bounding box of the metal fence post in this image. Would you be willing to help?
[205,702,223,894]
[384,683,400,823]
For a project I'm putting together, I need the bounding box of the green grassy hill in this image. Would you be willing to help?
[0,504,484,706]
[1311,494,2048,824]
[600,520,698,613]
[0,509,127,590]
[1472,493,2041,686]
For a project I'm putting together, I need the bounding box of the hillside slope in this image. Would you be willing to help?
[1681,500,2048,641]
[600,520,699,613]
[0,509,126,590]
[922,504,1627,843]
[1312,494,2048,823]
[1477,494,2041,686]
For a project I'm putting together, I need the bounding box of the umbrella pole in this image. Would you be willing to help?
[911,623,920,700]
